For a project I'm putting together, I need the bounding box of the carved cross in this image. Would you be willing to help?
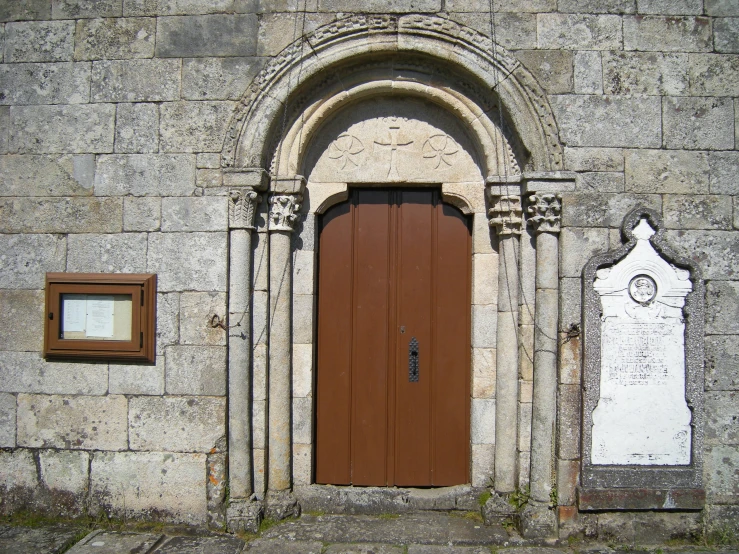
[374,126,414,180]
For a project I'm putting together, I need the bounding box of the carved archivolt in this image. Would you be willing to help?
[222,14,564,174]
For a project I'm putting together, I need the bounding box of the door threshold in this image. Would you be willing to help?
[295,484,486,515]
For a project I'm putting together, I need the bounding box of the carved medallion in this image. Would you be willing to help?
[422,134,459,169]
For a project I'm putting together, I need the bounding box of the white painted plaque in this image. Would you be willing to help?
[85,296,115,338]
[591,219,693,466]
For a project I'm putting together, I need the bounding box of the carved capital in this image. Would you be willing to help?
[488,194,523,236]
[527,192,561,234]
[268,194,302,232]
[229,188,260,230]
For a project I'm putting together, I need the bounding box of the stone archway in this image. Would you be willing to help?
[221,14,574,535]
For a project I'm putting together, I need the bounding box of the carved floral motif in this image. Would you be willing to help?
[489,194,523,236]
[527,193,561,234]
[229,188,260,230]
[422,134,459,169]
[327,134,365,170]
[269,194,302,232]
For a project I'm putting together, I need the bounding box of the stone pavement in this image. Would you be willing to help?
[0,513,737,554]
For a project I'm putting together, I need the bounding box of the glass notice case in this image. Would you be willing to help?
[44,273,156,362]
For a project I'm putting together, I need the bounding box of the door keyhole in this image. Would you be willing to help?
[409,337,419,382]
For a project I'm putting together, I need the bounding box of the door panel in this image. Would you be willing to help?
[316,189,470,486]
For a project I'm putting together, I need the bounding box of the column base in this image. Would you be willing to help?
[482,491,517,525]
[227,497,264,534]
[265,490,301,521]
[519,501,557,539]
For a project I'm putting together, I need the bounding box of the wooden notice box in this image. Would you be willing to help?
[44,273,157,363]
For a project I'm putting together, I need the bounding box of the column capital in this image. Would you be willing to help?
[488,194,523,236]
[268,193,302,232]
[527,192,562,234]
[229,187,260,230]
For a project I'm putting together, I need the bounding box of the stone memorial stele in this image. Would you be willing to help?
[580,208,705,510]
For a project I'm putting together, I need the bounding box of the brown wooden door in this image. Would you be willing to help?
[315,189,471,487]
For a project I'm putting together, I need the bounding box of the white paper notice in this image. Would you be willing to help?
[86,296,115,338]
[62,294,87,333]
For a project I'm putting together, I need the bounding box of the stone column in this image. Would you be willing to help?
[521,192,561,538]
[266,177,303,519]
[489,189,522,494]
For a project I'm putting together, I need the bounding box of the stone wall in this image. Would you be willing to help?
[0,0,737,538]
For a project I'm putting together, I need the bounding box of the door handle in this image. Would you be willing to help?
[409,337,419,382]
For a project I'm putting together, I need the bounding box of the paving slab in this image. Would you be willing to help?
[324,545,405,554]
[66,530,163,553]
[154,534,246,553]
[260,513,512,546]
[408,546,493,553]
[245,538,323,553]
[0,524,82,554]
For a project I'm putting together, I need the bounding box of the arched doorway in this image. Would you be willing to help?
[315,188,471,486]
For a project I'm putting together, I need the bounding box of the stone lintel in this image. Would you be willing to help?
[223,167,269,190]
[522,171,577,194]
[577,487,705,511]
[271,174,306,194]
[486,174,523,185]
[486,184,521,197]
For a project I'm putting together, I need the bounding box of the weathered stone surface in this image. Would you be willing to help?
[0,107,8,154]
[715,17,739,53]
[537,14,622,50]
[705,504,739,534]
[557,459,579,505]
[663,194,732,230]
[129,396,226,452]
[114,103,159,154]
[518,401,532,451]
[705,335,739,390]
[471,443,494,487]
[559,0,635,11]
[705,280,739,334]
[10,104,115,154]
[449,12,537,51]
[75,17,155,60]
[247,539,323,554]
[0,154,94,196]
[0,0,51,21]
[0,197,121,234]
[4,21,74,62]
[514,50,572,94]
[663,96,735,150]
[53,0,122,18]
[557,384,581,459]
[624,15,712,51]
[96,154,195,196]
[0,289,43,352]
[325,544,403,554]
[689,53,739,96]
[320,0,439,11]
[160,101,235,153]
[704,445,739,503]
[0,393,16,447]
[182,57,264,101]
[165,345,227,395]
[550,95,661,148]
[573,51,603,94]
[180,292,227,346]
[197,169,222,188]
[446,0,554,11]
[123,198,160,232]
[156,14,258,57]
[625,149,709,194]
[472,348,495,399]
[293,343,312,398]
[91,59,181,102]
[575,172,624,193]
[257,12,335,57]
[603,52,688,95]
[705,391,739,445]
[559,227,609,278]
[0,62,90,105]
[69,531,163,553]
[293,396,312,444]
[67,232,147,272]
[559,277,581,332]
[0,351,108,395]
[472,304,497,348]
[39,449,89,497]
[0,449,38,496]
[293,248,315,295]
[161,196,228,232]
[293,294,314,345]
[709,151,739,195]
[148,232,227,291]
[637,0,702,13]
[564,147,623,172]
[17,394,127,450]
[197,153,220,168]
[90,451,208,525]
[471,398,495,444]
[157,293,179,351]
[124,0,234,15]
[109,356,165,395]
[0,234,66,289]
[666,230,739,280]
[706,0,739,15]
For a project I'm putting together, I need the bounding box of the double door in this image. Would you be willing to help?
[315,188,471,486]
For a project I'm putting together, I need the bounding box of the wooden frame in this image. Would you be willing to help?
[44,273,157,363]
